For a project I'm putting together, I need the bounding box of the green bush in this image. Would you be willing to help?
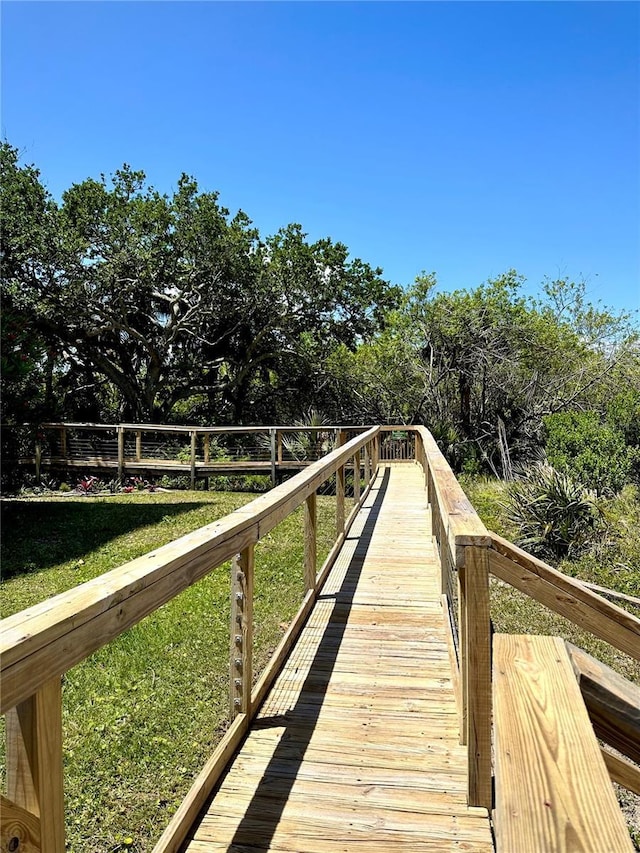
[543,411,631,495]
[505,462,603,560]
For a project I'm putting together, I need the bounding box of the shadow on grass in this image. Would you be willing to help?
[0,500,206,580]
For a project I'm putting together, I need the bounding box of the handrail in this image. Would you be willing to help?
[0,427,379,714]
[489,532,640,662]
[1,426,380,852]
[412,426,492,809]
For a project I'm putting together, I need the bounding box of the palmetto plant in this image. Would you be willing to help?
[505,462,603,561]
[282,409,334,462]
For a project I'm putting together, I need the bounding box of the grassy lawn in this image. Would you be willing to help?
[1,489,337,852]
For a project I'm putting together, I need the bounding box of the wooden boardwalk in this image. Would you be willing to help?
[183,465,493,852]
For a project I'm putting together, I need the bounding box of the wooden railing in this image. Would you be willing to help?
[411,426,640,811]
[13,422,374,488]
[0,427,380,853]
[3,421,639,848]
[412,427,493,808]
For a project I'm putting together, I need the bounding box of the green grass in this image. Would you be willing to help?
[460,477,640,681]
[1,490,337,851]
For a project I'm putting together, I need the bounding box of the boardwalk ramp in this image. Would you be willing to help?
[182,465,493,851]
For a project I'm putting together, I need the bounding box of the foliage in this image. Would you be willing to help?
[0,142,399,425]
[544,411,632,495]
[504,462,603,560]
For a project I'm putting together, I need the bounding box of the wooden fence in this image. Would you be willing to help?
[1,427,380,852]
[2,422,639,849]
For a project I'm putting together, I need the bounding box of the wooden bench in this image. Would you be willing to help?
[493,634,633,852]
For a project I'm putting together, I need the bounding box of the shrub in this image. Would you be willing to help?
[505,462,603,561]
[543,411,631,495]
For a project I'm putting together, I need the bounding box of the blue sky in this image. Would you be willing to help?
[2,1,639,312]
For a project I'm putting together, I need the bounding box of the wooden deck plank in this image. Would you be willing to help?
[493,634,634,852]
[183,465,493,852]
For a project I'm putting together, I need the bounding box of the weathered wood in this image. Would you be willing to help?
[6,678,65,853]
[566,641,640,764]
[463,545,492,808]
[203,433,210,464]
[276,430,283,464]
[135,430,142,462]
[601,748,640,795]
[304,492,317,592]
[489,534,640,661]
[0,794,41,853]
[493,634,633,853]
[229,547,254,719]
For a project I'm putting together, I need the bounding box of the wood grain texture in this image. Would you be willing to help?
[5,678,65,853]
[494,634,633,853]
[463,545,492,809]
[566,642,640,764]
[181,465,492,853]
[601,748,640,795]
[489,536,640,661]
[0,795,41,853]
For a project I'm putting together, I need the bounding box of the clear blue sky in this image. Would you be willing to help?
[2,1,639,312]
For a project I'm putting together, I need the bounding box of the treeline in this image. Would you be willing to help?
[2,141,639,483]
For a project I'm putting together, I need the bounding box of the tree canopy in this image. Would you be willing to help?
[2,141,638,479]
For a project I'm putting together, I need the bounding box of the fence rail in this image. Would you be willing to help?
[2,421,639,850]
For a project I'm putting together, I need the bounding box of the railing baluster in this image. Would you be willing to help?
[190,430,197,490]
[304,492,317,592]
[117,426,125,481]
[135,430,142,462]
[336,430,346,536]
[6,677,65,852]
[353,449,361,506]
[269,428,277,487]
[229,546,254,719]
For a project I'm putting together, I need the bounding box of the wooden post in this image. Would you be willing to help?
[277,430,283,464]
[336,430,346,536]
[117,427,125,481]
[458,563,468,745]
[203,434,210,464]
[353,449,361,506]
[304,492,317,592]
[135,430,142,462]
[6,677,65,852]
[35,436,42,486]
[464,545,492,809]
[269,428,277,487]
[364,443,371,486]
[190,430,197,490]
[59,426,67,459]
[229,546,254,719]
